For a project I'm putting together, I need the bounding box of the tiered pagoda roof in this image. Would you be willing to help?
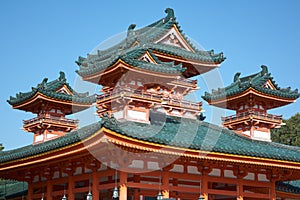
[76,8,225,84]
[1,115,300,168]
[7,71,96,113]
[77,47,186,76]
[202,65,300,108]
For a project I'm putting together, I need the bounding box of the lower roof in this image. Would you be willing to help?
[276,180,300,195]
[0,180,27,199]
[1,114,300,166]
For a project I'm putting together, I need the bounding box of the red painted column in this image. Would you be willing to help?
[68,175,74,200]
[198,164,211,200]
[162,170,169,198]
[27,182,33,200]
[237,179,243,200]
[235,169,247,200]
[202,174,208,200]
[46,180,53,200]
[133,175,140,200]
[92,171,99,200]
[270,179,276,200]
[119,171,127,200]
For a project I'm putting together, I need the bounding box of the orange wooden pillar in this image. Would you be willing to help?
[162,170,169,198]
[27,182,33,200]
[119,171,127,200]
[68,175,74,200]
[198,164,211,200]
[236,170,247,200]
[270,179,276,200]
[202,174,208,200]
[46,180,53,200]
[92,171,99,199]
[133,175,140,200]
[237,179,243,200]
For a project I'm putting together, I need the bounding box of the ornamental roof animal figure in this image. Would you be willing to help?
[37,78,48,89]
[233,72,241,82]
[165,8,175,20]
[261,65,268,75]
[127,24,136,36]
[59,71,66,82]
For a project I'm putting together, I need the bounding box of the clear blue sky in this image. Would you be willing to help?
[1,0,300,150]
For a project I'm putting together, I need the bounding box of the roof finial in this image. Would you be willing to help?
[37,78,48,89]
[165,8,175,21]
[41,78,48,85]
[127,24,136,36]
[261,65,268,75]
[233,72,241,82]
[59,71,66,82]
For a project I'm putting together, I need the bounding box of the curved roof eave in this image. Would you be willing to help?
[2,115,300,171]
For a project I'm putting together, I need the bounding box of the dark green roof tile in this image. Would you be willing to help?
[7,71,96,106]
[100,114,300,162]
[76,8,225,78]
[2,114,300,164]
[202,65,300,102]
[276,180,300,194]
[0,181,27,199]
[76,47,187,76]
[0,122,102,163]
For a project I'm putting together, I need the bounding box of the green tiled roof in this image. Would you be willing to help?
[1,114,300,165]
[0,121,102,163]
[76,47,186,77]
[76,8,225,78]
[0,180,27,199]
[202,65,300,102]
[276,180,300,194]
[7,71,96,106]
[100,114,300,162]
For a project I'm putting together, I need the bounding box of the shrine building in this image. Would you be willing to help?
[1,8,300,200]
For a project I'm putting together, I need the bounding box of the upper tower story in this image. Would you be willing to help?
[7,72,96,144]
[76,8,225,123]
[202,65,300,141]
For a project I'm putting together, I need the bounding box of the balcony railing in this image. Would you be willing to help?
[162,98,202,110]
[98,88,162,102]
[23,114,79,127]
[171,77,197,86]
[97,88,202,111]
[222,111,282,124]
